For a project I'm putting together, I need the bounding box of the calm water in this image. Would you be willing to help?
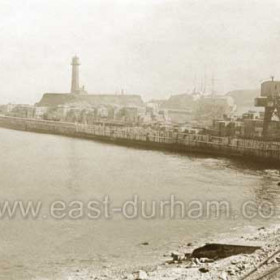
[0,127,280,279]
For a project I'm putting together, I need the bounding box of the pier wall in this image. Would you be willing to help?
[1,115,280,162]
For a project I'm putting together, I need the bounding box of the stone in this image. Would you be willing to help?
[171,251,180,260]
[227,268,235,276]
[199,267,209,273]
[184,253,191,259]
[219,271,228,280]
[124,274,134,280]
[236,263,245,270]
[136,270,148,280]
[171,251,185,261]
[200,257,214,263]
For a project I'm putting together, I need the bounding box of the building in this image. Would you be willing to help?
[255,79,280,137]
[36,56,144,108]
[6,104,35,118]
[159,93,236,125]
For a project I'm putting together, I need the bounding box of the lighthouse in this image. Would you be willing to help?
[71,56,87,95]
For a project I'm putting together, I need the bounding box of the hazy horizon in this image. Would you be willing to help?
[1,0,279,104]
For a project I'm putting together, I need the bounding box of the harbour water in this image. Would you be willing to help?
[0,127,280,279]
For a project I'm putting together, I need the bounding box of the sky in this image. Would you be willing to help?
[1,0,280,104]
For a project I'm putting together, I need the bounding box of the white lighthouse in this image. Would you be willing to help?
[71,56,87,95]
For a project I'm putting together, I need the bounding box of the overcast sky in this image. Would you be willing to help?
[1,0,280,103]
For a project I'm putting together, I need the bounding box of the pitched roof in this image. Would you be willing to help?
[36,93,144,107]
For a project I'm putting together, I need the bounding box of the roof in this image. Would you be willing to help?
[36,93,144,107]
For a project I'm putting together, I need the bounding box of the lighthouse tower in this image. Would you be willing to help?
[71,56,87,95]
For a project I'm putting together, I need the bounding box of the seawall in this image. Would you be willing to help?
[1,115,280,163]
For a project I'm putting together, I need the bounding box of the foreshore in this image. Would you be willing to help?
[62,224,280,280]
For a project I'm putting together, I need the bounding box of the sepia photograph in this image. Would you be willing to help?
[1,0,280,279]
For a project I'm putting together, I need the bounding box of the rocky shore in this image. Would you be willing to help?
[152,227,279,280]
[67,224,280,280]
[119,225,280,280]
